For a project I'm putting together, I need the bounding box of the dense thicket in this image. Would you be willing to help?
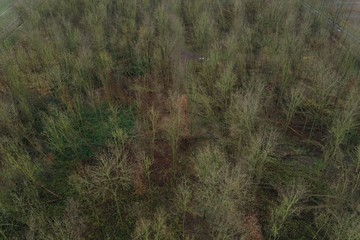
[0,0,359,239]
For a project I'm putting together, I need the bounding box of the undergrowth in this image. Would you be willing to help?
[0,0,359,239]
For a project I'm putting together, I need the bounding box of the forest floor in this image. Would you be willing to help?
[1,0,360,239]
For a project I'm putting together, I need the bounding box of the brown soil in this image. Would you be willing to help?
[243,214,265,240]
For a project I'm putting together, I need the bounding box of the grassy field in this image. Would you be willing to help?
[0,0,14,28]
[0,0,11,12]
[0,0,21,48]
[329,0,360,37]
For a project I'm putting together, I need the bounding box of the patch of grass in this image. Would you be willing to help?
[281,218,318,240]
[43,104,135,161]
[0,0,12,22]
[40,104,136,203]
[0,0,19,44]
